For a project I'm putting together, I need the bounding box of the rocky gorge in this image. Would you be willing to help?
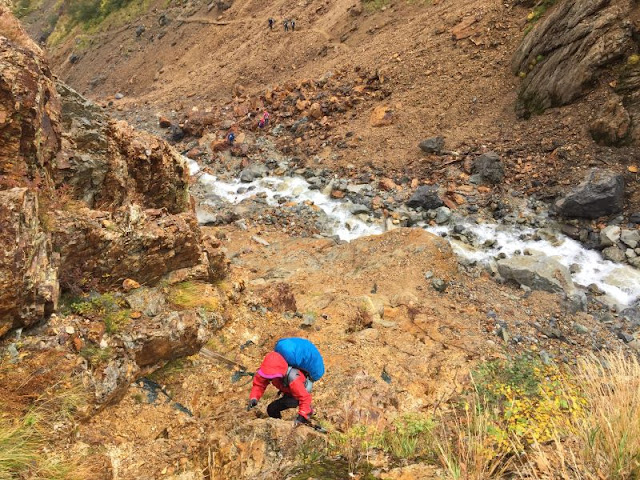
[3,0,640,478]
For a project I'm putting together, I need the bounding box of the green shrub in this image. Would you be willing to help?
[67,0,101,24]
[472,355,586,450]
[66,0,135,26]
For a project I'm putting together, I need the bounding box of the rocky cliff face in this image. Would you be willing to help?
[0,188,59,336]
[0,6,222,336]
[513,0,635,119]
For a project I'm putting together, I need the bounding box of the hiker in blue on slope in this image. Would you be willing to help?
[247,337,324,425]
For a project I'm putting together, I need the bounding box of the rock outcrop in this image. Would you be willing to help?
[0,188,59,336]
[590,96,632,146]
[0,8,61,335]
[615,59,640,144]
[512,0,634,118]
[92,308,216,405]
[0,32,60,188]
[0,8,221,338]
[56,84,190,213]
[53,206,204,290]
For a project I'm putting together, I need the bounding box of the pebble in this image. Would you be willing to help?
[539,350,552,365]
[431,278,447,292]
[300,313,316,328]
[573,323,590,334]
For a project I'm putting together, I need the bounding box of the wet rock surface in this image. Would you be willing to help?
[497,254,575,294]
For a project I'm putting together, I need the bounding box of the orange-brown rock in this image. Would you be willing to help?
[53,206,205,290]
[122,278,141,291]
[211,138,229,152]
[308,102,323,119]
[0,8,223,340]
[182,109,217,137]
[379,177,398,191]
[370,105,394,127]
[0,188,59,336]
[0,14,60,190]
[296,99,310,111]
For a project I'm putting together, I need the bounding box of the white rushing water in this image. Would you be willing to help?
[188,160,383,241]
[187,159,640,307]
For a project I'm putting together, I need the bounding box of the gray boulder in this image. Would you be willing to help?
[554,169,624,219]
[603,246,626,263]
[497,255,575,294]
[240,163,268,183]
[621,230,640,249]
[434,206,452,224]
[406,185,444,210]
[472,152,504,184]
[419,136,445,154]
[126,287,167,317]
[600,225,621,247]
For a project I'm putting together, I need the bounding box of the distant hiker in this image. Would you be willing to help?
[291,19,296,31]
[258,118,265,129]
[227,132,236,145]
[283,19,289,32]
[268,17,275,30]
[247,338,324,426]
[262,110,270,125]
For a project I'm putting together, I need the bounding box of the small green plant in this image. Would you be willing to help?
[435,399,513,480]
[362,0,391,12]
[12,0,43,17]
[382,414,436,460]
[0,417,39,478]
[79,345,112,366]
[0,383,91,479]
[68,293,130,333]
[526,0,556,24]
[168,282,220,311]
[296,436,328,465]
[628,54,640,66]
[104,308,131,334]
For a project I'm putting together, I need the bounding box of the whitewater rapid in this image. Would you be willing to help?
[187,159,640,307]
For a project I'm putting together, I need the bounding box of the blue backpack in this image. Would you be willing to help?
[274,337,324,382]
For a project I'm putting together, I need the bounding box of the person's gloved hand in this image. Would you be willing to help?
[293,414,310,426]
[246,399,258,411]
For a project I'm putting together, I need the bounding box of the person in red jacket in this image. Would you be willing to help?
[247,351,313,425]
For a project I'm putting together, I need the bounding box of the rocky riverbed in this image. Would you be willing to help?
[186,151,640,312]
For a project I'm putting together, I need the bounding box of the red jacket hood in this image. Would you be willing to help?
[257,351,288,379]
